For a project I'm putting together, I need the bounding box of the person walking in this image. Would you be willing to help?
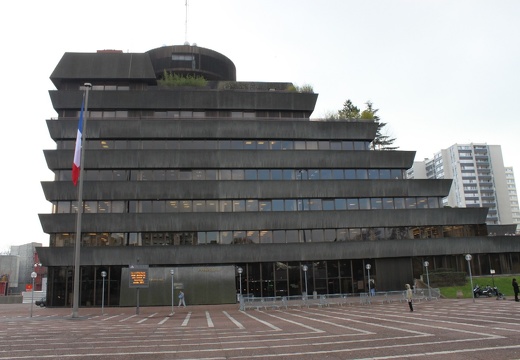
[405,284,414,311]
[513,279,519,302]
[178,290,186,307]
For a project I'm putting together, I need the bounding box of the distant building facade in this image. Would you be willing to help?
[407,143,517,230]
[37,46,520,307]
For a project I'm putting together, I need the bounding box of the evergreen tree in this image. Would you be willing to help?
[336,100,398,150]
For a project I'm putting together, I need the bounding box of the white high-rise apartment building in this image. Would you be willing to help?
[506,167,520,225]
[407,143,517,228]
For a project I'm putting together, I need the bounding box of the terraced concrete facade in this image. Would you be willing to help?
[37,45,520,307]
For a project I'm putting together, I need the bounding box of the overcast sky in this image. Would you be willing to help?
[1,0,519,252]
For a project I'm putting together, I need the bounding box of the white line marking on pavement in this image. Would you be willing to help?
[158,317,169,325]
[288,309,375,334]
[241,311,281,331]
[101,314,121,321]
[206,311,214,327]
[119,315,137,322]
[181,312,191,326]
[261,311,325,333]
[223,311,245,329]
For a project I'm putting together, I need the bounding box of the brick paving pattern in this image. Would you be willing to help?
[1,298,519,359]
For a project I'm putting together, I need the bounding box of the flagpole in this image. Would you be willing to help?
[72,83,91,318]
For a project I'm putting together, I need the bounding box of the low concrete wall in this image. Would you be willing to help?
[0,295,23,304]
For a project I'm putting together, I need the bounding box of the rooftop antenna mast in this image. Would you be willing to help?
[184,0,189,44]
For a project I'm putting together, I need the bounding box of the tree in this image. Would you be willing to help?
[336,99,398,150]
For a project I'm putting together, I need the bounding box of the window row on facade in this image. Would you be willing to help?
[56,196,442,214]
[59,109,313,120]
[50,224,485,247]
[56,168,407,182]
[58,139,372,151]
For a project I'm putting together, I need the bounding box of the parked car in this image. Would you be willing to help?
[35,297,46,307]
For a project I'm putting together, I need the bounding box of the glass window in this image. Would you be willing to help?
[247,231,259,243]
[193,170,205,180]
[220,231,233,244]
[232,170,244,180]
[347,198,359,210]
[380,169,391,179]
[281,141,293,150]
[306,141,318,150]
[356,169,368,179]
[368,169,379,179]
[206,169,217,180]
[354,141,365,150]
[359,198,370,210]
[57,201,70,213]
[335,199,347,210]
[286,230,298,243]
[233,231,247,244]
[273,230,285,243]
[207,232,218,244]
[257,141,268,150]
[428,197,439,208]
[244,140,256,150]
[220,200,232,212]
[179,170,192,180]
[342,141,354,150]
[323,199,334,210]
[318,141,330,150]
[320,169,332,179]
[218,140,231,149]
[166,201,179,212]
[330,141,341,150]
[294,141,306,150]
[391,169,402,179]
[308,170,319,180]
[383,198,394,209]
[220,170,231,180]
[285,199,297,211]
[311,229,324,242]
[337,229,348,241]
[272,200,284,211]
[231,140,243,149]
[245,169,257,180]
[112,201,125,213]
[271,169,282,180]
[405,198,417,209]
[259,200,271,211]
[152,201,165,212]
[345,169,356,179]
[349,228,361,241]
[206,200,217,212]
[394,198,405,209]
[179,200,191,212]
[233,200,245,212]
[309,199,322,211]
[258,170,269,180]
[417,197,428,209]
[260,230,272,244]
[166,170,179,180]
[193,200,205,212]
[283,170,293,180]
[246,200,258,211]
[370,198,383,209]
[332,169,344,179]
[270,141,281,150]
[197,232,206,245]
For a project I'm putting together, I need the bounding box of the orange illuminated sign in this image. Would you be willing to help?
[128,265,149,288]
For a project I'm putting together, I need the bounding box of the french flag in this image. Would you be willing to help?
[72,100,85,186]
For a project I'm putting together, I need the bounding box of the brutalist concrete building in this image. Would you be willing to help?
[37,45,520,307]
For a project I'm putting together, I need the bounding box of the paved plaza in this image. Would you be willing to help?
[1,297,520,359]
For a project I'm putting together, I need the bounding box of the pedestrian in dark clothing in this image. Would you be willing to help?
[513,278,519,302]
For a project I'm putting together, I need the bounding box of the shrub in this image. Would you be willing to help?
[158,71,207,87]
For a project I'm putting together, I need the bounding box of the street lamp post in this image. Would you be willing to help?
[237,267,243,297]
[101,271,107,315]
[465,254,475,303]
[424,261,431,300]
[302,265,308,298]
[30,272,37,317]
[366,264,371,296]
[170,269,175,315]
